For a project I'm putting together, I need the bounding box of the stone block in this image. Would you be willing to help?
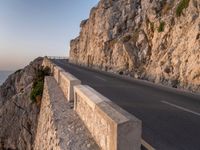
[74,85,142,150]
[53,66,64,84]
[60,71,81,102]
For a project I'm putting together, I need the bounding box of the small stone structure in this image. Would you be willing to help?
[74,85,142,150]
[42,57,51,68]
[42,57,55,74]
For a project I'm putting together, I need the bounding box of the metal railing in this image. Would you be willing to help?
[46,56,68,60]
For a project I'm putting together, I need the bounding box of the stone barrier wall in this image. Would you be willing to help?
[42,58,142,150]
[59,71,81,102]
[74,85,142,150]
[42,58,81,102]
[53,66,64,84]
[34,77,63,150]
[34,77,99,150]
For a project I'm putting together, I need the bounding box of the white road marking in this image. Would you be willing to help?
[142,139,156,150]
[95,75,106,81]
[161,100,200,117]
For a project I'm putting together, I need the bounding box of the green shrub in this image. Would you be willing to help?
[30,80,44,102]
[176,0,190,17]
[158,21,165,32]
[30,66,50,102]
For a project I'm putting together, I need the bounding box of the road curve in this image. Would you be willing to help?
[53,59,200,150]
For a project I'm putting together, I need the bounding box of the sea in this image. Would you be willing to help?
[0,71,13,85]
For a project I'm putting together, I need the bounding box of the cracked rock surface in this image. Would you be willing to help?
[0,57,43,150]
[70,0,200,93]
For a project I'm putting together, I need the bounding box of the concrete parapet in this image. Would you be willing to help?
[42,57,142,150]
[60,71,81,102]
[74,85,142,150]
[42,57,81,102]
[53,66,64,84]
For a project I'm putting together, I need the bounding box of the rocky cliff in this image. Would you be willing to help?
[70,0,200,92]
[0,57,43,150]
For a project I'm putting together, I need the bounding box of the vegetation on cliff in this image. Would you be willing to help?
[176,0,190,17]
[69,0,200,93]
[30,66,50,103]
[0,57,46,150]
[158,21,165,32]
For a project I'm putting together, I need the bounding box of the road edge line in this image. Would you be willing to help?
[142,139,156,150]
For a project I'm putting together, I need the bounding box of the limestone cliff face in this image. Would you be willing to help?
[70,0,200,92]
[0,57,43,150]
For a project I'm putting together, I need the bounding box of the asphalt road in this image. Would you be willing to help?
[53,59,200,150]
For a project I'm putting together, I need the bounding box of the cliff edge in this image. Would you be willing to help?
[70,0,200,92]
[0,57,43,150]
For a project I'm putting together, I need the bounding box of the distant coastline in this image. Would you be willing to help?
[0,71,13,85]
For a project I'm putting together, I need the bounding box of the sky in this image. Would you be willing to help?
[0,0,99,70]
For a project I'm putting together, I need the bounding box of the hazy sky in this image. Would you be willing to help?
[0,0,99,70]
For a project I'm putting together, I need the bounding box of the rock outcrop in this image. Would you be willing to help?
[70,0,200,92]
[0,57,43,150]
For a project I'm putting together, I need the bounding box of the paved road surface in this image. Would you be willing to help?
[53,59,200,150]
